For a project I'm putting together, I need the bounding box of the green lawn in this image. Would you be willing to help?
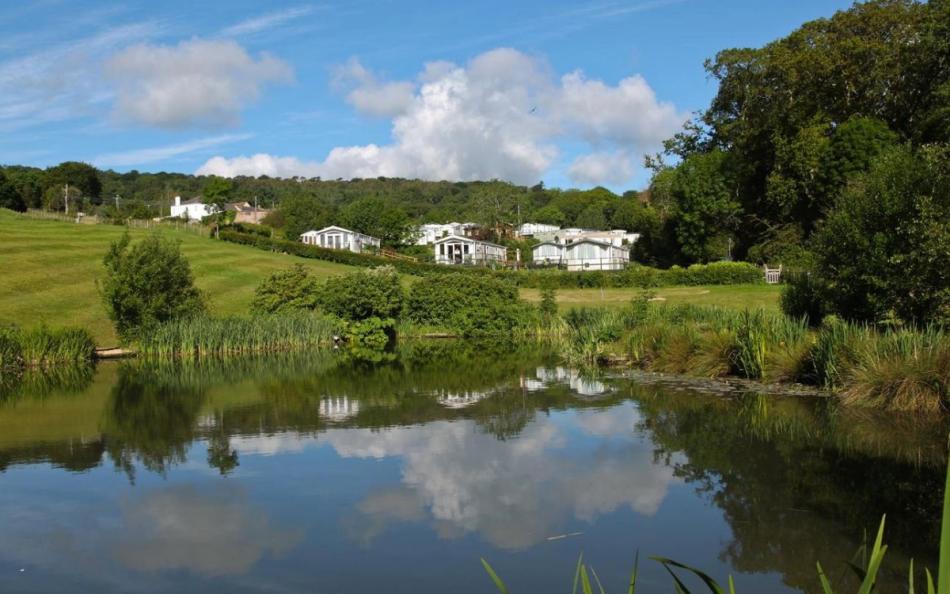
[0,210,354,345]
[521,284,781,311]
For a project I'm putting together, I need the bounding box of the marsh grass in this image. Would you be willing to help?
[560,300,947,412]
[0,324,95,370]
[136,314,337,359]
[841,325,948,413]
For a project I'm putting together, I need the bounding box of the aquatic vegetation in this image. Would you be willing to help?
[0,324,95,369]
[135,314,336,358]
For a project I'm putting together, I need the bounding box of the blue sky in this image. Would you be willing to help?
[0,0,854,191]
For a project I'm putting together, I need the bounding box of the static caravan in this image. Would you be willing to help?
[531,240,630,271]
[301,226,381,254]
[433,235,507,266]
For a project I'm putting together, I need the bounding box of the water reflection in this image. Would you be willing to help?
[334,405,674,550]
[0,345,945,593]
[114,486,302,575]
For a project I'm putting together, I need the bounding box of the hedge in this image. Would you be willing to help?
[218,231,764,288]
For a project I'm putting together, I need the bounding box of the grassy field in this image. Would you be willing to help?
[0,210,354,345]
[521,284,781,311]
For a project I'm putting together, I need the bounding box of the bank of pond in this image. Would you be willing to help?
[0,344,946,593]
[1,298,946,414]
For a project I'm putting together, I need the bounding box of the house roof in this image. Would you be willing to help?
[565,239,628,250]
[432,234,506,249]
[533,241,564,248]
[304,225,380,240]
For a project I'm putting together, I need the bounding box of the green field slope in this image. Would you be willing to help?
[0,210,354,345]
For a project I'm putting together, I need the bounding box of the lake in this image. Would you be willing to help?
[0,342,945,593]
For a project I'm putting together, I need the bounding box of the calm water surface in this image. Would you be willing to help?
[0,344,945,593]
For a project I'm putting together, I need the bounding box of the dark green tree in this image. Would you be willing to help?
[670,151,740,263]
[278,193,335,240]
[202,176,232,214]
[100,233,206,341]
[45,161,102,202]
[812,145,950,324]
[0,170,24,212]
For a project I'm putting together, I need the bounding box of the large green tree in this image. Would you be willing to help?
[0,170,24,212]
[45,161,102,202]
[670,151,740,263]
[339,197,413,246]
[812,145,950,324]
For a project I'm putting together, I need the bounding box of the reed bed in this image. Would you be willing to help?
[0,324,95,370]
[559,300,949,412]
[135,314,337,359]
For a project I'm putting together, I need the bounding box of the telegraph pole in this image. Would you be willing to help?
[64,184,69,215]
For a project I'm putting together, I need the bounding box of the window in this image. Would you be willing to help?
[464,244,470,254]
[440,244,445,255]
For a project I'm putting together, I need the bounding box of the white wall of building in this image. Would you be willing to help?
[301,226,381,253]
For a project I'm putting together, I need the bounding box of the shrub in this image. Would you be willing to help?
[252,264,321,314]
[319,266,404,322]
[406,274,534,337]
[538,287,558,323]
[780,270,829,325]
[101,232,205,341]
[812,145,950,324]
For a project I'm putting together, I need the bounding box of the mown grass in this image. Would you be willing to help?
[521,284,781,312]
[0,209,355,345]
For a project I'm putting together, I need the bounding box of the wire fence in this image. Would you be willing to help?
[20,209,210,235]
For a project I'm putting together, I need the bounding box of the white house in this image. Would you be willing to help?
[170,196,215,220]
[517,222,561,237]
[531,239,630,271]
[301,226,381,253]
[433,235,507,266]
[414,222,479,245]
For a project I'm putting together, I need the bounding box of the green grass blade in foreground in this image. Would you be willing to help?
[816,562,836,594]
[856,516,887,594]
[480,558,509,594]
[941,451,950,594]
[652,556,725,593]
[628,550,639,594]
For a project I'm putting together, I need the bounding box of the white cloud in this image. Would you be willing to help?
[93,133,252,167]
[220,6,314,37]
[329,403,677,550]
[199,48,686,186]
[197,153,320,178]
[106,39,293,129]
[567,151,635,185]
[0,22,162,132]
[333,57,416,118]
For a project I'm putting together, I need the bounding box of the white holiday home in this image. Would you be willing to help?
[414,222,479,245]
[170,196,215,220]
[531,239,630,271]
[433,235,507,266]
[301,226,381,254]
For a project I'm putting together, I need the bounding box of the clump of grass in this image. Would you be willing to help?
[0,324,95,369]
[806,315,869,388]
[564,308,625,364]
[136,314,336,359]
[841,325,949,413]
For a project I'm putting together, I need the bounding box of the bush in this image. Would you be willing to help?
[319,266,404,322]
[101,232,206,341]
[406,274,534,337]
[812,145,950,324]
[780,270,829,325]
[252,264,321,314]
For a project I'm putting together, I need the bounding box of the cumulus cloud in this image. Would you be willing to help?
[198,47,687,186]
[329,402,677,550]
[333,57,416,118]
[106,39,293,129]
[567,151,635,185]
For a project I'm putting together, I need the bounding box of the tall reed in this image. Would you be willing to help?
[136,314,336,359]
[0,324,95,369]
